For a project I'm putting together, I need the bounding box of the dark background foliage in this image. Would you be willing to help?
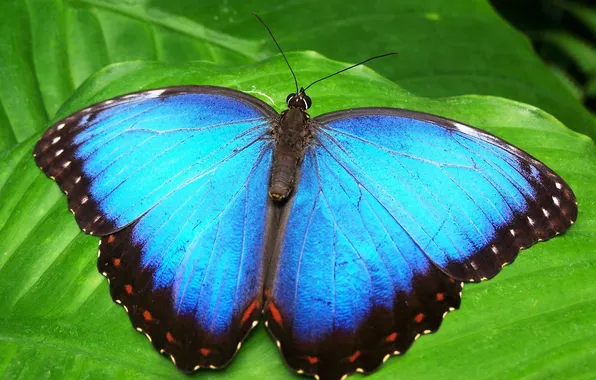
[491,0,596,113]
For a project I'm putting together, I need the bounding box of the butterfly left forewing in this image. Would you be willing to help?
[33,86,277,236]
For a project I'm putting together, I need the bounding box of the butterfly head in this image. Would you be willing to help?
[286,88,312,110]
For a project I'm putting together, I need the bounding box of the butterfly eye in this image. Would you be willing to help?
[303,95,312,110]
[286,93,296,105]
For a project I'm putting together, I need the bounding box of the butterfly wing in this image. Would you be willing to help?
[34,86,279,370]
[264,108,577,379]
[33,86,276,235]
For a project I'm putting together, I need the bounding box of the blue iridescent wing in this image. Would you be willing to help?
[264,108,577,379]
[33,86,276,235]
[34,86,278,370]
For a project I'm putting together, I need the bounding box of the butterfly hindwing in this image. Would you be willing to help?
[264,108,577,379]
[33,86,277,235]
[265,149,463,379]
[97,141,273,370]
[34,86,280,370]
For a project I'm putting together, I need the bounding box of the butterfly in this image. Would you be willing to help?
[32,18,577,380]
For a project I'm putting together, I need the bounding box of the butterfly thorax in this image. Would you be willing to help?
[269,107,312,201]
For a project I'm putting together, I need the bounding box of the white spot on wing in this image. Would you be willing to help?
[510,229,516,237]
[56,123,65,130]
[556,182,562,189]
[527,217,534,225]
[75,176,81,184]
[147,89,166,97]
[552,196,560,206]
[81,196,89,204]
[52,137,61,144]
[453,122,485,139]
[542,208,550,217]
[491,245,498,254]
[55,149,64,157]
[63,161,71,168]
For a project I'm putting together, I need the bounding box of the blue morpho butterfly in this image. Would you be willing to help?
[33,16,577,380]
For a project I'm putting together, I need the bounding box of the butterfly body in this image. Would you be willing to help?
[269,92,313,201]
[33,84,577,380]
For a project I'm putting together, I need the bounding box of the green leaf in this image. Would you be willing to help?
[1,0,595,151]
[1,55,595,379]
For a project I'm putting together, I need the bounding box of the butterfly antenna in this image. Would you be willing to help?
[303,52,398,91]
[253,13,299,94]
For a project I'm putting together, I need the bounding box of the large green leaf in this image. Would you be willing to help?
[1,55,594,379]
[0,0,595,152]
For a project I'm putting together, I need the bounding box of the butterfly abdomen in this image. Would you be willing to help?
[269,108,311,201]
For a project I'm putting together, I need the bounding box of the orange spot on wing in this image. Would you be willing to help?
[385,332,398,342]
[268,301,283,327]
[107,235,115,244]
[142,310,152,321]
[166,332,175,343]
[264,288,271,298]
[414,313,425,323]
[436,292,445,301]
[124,284,133,295]
[240,299,259,325]
[200,348,211,356]
[348,350,361,363]
[449,278,455,283]
[306,355,319,364]
[112,258,121,267]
